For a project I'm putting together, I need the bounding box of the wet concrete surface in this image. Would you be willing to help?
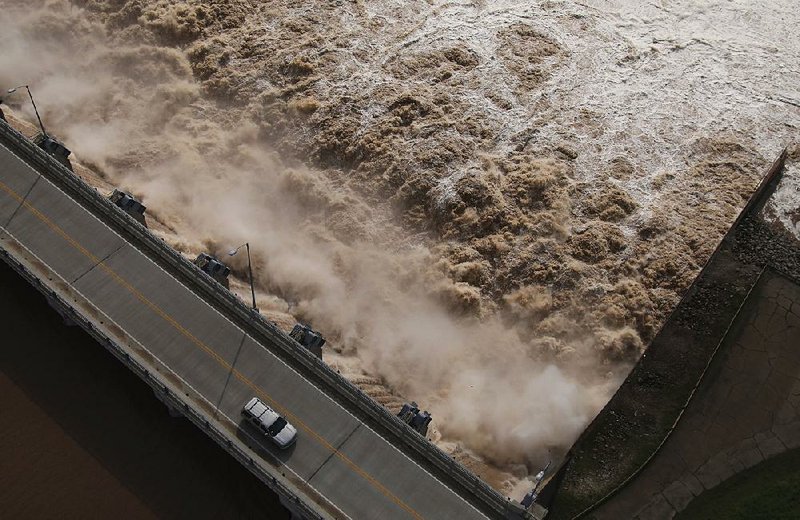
[0,259,289,519]
[593,268,800,519]
[543,151,800,519]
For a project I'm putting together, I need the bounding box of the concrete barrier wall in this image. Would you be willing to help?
[0,120,530,520]
[542,150,790,519]
[0,246,323,519]
[592,266,800,518]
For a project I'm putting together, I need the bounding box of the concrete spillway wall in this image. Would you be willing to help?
[543,149,800,519]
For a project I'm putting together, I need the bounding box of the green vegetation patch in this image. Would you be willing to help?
[678,448,800,520]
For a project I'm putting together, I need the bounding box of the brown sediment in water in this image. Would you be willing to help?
[1,0,796,495]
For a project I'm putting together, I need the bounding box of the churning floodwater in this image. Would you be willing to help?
[0,0,797,497]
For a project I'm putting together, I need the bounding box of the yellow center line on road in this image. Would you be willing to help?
[0,178,425,520]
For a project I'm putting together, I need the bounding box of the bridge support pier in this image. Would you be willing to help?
[278,495,305,520]
[44,294,76,327]
[152,388,183,418]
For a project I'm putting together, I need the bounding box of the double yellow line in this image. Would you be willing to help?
[0,176,424,520]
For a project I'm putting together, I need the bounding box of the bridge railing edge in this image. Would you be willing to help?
[0,243,327,520]
[0,120,529,520]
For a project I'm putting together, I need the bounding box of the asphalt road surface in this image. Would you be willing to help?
[0,135,489,520]
[0,258,291,519]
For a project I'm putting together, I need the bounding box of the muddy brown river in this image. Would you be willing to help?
[1,0,797,496]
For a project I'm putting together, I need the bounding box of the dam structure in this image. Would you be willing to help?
[0,120,544,520]
[541,149,800,519]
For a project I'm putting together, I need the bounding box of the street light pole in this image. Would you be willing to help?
[228,242,258,312]
[244,243,257,312]
[7,85,47,136]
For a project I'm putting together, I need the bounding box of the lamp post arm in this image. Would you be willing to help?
[25,86,47,137]
[245,242,257,311]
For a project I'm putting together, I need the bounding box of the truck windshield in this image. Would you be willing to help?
[268,417,287,436]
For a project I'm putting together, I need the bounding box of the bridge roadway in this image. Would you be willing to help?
[0,121,536,520]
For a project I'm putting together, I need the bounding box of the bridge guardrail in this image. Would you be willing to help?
[0,120,528,520]
[0,247,324,519]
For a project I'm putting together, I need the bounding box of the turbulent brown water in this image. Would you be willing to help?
[1,0,796,497]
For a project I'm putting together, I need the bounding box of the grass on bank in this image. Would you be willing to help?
[677,447,800,520]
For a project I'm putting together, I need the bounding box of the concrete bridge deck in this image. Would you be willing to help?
[0,120,538,520]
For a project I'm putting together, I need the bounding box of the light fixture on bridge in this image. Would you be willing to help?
[229,242,258,312]
[7,85,47,137]
[7,84,73,171]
